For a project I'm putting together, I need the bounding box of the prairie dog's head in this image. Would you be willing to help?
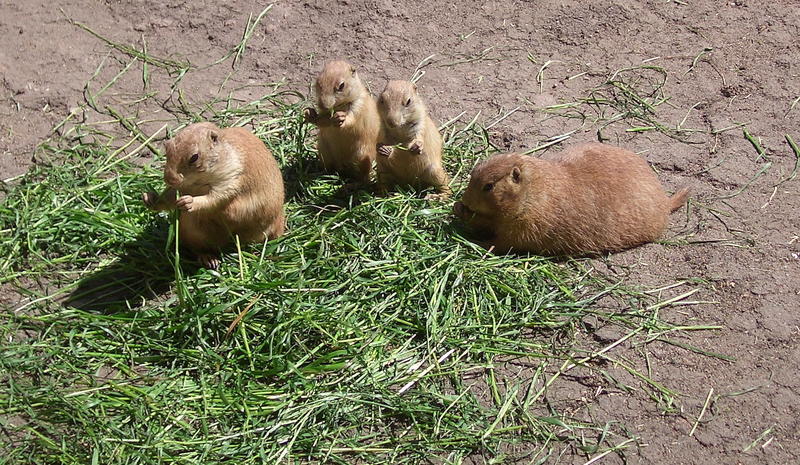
[163,122,222,188]
[377,80,426,130]
[461,153,531,217]
[314,60,363,113]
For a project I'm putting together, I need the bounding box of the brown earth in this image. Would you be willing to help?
[1,0,799,463]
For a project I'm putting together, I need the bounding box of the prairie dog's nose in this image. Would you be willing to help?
[164,171,183,188]
[386,115,402,128]
[320,96,335,112]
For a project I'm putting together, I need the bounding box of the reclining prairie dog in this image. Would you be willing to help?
[375,80,451,199]
[143,122,285,269]
[453,143,689,255]
[304,60,380,184]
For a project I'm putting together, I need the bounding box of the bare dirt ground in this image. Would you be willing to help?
[2,0,798,463]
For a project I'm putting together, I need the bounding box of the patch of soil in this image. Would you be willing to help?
[1,0,798,463]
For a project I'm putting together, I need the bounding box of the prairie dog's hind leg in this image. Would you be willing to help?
[178,214,227,268]
[317,138,336,173]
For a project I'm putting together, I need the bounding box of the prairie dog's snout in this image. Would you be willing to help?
[164,171,183,188]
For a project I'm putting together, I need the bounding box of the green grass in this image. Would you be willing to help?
[0,17,717,465]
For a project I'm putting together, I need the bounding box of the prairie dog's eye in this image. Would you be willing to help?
[189,153,199,164]
[337,82,345,92]
[483,182,494,192]
[404,98,412,107]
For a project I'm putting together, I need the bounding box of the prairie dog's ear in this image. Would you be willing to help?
[208,129,220,144]
[412,82,417,92]
[511,166,521,183]
[350,64,357,75]
[164,139,175,156]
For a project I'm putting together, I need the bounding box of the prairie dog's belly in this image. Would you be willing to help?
[381,150,432,185]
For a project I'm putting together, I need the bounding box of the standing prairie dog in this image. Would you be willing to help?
[375,80,451,199]
[143,122,285,269]
[453,143,689,255]
[304,60,380,184]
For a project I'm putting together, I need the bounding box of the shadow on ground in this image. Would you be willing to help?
[60,221,190,312]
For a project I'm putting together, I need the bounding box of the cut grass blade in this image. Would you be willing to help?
[743,127,768,161]
[66,14,191,74]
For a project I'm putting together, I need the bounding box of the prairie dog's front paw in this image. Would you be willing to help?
[142,191,158,209]
[303,107,319,124]
[424,192,449,201]
[453,201,470,218]
[333,111,347,126]
[408,139,423,154]
[377,144,392,157]
[176,195,195,212]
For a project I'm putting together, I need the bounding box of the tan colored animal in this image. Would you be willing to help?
[375,80,450,199]
[304,60,380,184]
[453,143,689,255]
[142,122,285,269]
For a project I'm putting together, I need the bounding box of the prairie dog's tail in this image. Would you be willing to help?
[669,187,691,212]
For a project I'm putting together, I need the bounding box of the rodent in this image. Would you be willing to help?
[453,143,690,255]
[142,122,285,269]
[304,60,380,185]
[375,80,451,199]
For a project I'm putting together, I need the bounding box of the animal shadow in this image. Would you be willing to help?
[61,221,197,312]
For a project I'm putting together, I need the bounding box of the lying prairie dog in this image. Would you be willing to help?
[304,60,380,185]
[453,143,690,255]
[143,122,285,268]
[375,80,451,199]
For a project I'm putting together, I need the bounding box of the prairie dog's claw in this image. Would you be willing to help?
[198,254,220,269]
[377,144,392,157]
[176,195,194,212]
[142,191,158,209]
[303,107,318,123]
[333,111,347,126]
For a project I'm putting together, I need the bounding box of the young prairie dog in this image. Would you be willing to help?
[143,122,285,269]
[375,80,451,199]
[304,60,380,184]
[453,143,689,255]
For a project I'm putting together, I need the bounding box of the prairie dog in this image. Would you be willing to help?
[304,60,380,184]
[375,80,450,199]
[453,143,689,255]
[143,122,285,268]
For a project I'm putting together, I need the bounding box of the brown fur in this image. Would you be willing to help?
[453,143,690,255]
[304,60,380,184]
[142,122,285,268]
[375,80,451,199]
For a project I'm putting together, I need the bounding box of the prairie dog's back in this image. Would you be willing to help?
[223,127,283,201]
[548,144,673,251]
[558,144,671,221]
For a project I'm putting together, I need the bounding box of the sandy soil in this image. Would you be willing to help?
[1,1,798,463]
